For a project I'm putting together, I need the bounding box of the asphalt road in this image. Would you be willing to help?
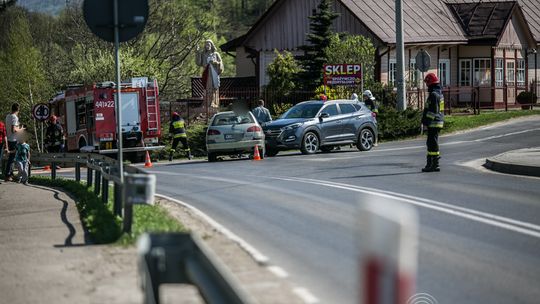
[128,117,540,303]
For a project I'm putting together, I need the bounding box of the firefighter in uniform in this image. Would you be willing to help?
[363,90,379,114]
[421,73,444,172]
[45,115,64,153]
[169,112,192,161]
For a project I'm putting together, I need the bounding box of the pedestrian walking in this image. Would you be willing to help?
[169,112,192,161]
[4,103,23,181]
[0,119,8,178]
[421,73,444,172]
[45,115,64,153]
[362,90,379,114]
[251,99,272,126]
[14,132,30,185]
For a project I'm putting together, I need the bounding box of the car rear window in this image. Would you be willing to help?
[339,103,357,114]
[321,104,339,116]
[212,113,254,126]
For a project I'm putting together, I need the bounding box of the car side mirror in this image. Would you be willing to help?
[319,112,330,120]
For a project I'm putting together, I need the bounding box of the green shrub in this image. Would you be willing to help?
[377,106,422,141]
[516,91,537,104]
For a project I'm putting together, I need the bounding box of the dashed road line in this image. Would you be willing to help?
[267,265,289,278]
[293,287,320,304]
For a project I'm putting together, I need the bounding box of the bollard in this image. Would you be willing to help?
[75,162,81,182]
[358,201,418,304]
[51,162,57,180]
[123,203,133,234]
[94,168,101,196]
[114,182,123,217]
[102,176,109,204]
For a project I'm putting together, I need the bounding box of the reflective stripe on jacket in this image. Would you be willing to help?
[422,85,444,128]
[170,118,187,138]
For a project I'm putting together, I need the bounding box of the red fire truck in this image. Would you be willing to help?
[50,77,163,161]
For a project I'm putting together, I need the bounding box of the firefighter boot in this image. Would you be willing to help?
[422,155,433,172]
[432,156,441,172]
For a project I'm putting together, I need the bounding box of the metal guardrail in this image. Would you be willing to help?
[31,152,151,233]
[32,153,251,304]
[138,233,255,304]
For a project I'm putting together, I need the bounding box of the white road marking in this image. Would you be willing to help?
[293,287,320,304]
[155,194,270,265]
[152,171,540,238]
[267,265,289,278]
[265,176,540,239]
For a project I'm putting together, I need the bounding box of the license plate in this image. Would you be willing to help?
[224,134,234,140]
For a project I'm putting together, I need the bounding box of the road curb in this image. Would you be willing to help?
[484,158,540,178]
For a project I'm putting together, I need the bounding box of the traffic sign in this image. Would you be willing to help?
[415,50,431,72]
[32,103,50,121]
[83,0,149,43]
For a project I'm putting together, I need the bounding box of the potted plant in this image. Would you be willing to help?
[516,91,537,110]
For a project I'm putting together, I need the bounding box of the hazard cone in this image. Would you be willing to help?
[144,151,153,168]
[253,144,262,161]
[43,165,51,171]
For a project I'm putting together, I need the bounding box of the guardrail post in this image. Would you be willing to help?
[75,162,81,182]
[51,160,57,180]
[114,182,123,217]
[87,161,93,189]
[94,163,101,196]
[102,168,109,204]
[123,201,133,234]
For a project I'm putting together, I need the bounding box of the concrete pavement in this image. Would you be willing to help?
[485,147,540,177]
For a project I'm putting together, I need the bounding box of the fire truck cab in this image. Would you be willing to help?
[50,77,162,161]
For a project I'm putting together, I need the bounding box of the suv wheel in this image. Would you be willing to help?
[357,128,374,151]
[301,132,319,154]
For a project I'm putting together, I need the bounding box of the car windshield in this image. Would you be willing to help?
[281,103,323,119]
[212,113,254,126]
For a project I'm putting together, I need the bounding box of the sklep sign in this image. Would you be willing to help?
[323,64,362,86]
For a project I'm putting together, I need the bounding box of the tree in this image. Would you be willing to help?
[266,50,301,98]
[297,0,339,90]
[324,33,376,87]
[0,9,51,151]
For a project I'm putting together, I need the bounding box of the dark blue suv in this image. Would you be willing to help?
[263,99,378,156]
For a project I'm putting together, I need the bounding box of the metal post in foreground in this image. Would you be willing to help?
[94,168,101,196]
[51,162,57,180]
[87,165,93,188]
[358,200,419,304]
[395,0,406,111]
[113,0,124,187]
[114,182,122,217]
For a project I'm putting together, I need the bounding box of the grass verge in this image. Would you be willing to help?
[29,176,185,245]
[443,110,540,134]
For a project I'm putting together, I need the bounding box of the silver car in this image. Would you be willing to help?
[206,111,265,162]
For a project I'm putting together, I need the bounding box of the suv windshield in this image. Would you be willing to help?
[212,113,254,126]
[281,103,323,119]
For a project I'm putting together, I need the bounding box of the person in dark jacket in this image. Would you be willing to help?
[169,112,192,161]
[362,90,379,114]
[421,73,444,172]
[45,115,64,153]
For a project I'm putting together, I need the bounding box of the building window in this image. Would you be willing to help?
[389,59,396,87]
[473,59,491,86]
[438,59,450,87]
[459,59,472,86]
[409,59,418,87]
[517,59,525,87]
[495,59,504,87]
[506,60,515,86]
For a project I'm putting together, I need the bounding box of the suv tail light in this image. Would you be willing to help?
[207,129,221,135]
[247,125,262,132]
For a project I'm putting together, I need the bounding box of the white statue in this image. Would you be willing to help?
[196,39,224,111]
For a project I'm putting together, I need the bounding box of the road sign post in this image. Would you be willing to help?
[83,0,149,224]
[416,50,431,112]
[395,0,406,111]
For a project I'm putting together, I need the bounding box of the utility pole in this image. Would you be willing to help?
[395,0,406,111]
[113,0,124,185]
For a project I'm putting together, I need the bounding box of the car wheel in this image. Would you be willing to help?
[320,146,333,153]
[357,128,374,151]
[208,152,217,162]
[301,132,319,154]
[266,148,279,157]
